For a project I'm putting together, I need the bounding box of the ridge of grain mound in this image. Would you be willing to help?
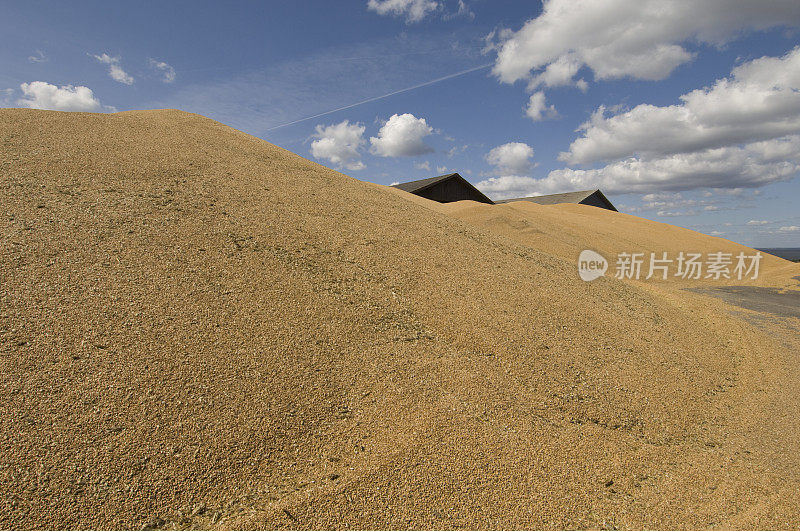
[434,199,796,287]
[1,108,799,529]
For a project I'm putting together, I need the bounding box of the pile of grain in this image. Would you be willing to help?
[1,109,799,529]
[432,198,796,288]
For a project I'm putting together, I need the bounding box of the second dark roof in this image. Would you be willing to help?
[494,189,617,211]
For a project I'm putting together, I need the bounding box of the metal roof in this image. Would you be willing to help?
[494,189,617,211]
[391,173,494,204]
[392,173,458,193]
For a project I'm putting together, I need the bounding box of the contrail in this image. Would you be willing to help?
[265,63,493,131]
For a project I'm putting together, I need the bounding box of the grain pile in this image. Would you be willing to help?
[1,109,799,529]
[434,199,796,288]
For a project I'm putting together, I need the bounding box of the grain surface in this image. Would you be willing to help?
[1,109,799,529]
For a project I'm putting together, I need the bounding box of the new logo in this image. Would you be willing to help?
[578,250,608,281]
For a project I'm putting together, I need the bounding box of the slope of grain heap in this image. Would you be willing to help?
[1,109,799,529]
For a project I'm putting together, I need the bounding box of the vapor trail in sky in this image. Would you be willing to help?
[265,63,492,131]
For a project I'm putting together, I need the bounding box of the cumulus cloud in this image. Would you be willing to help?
[148,59,176,83]
[477,135,800,197]
[779,225,800,232]
[310,120,366,171]
[525,91,557,121]
[489,0,800,86]
[528,53,583,90]
[415,161,431,170]
[746,220,769,225]
[93,53,134,85]
[367,0,439,22]
[370,113,434,157]
[484,47,800,196]
[475,176,544,200]
[551,137,799,195]
[621,194,742,215]
[476,143,539,200]
[16,81,111,112]
[563,46,800,164]
[486,142,535,175]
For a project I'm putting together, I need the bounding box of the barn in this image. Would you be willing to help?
[494,189,618,212]
[391,173,494,204]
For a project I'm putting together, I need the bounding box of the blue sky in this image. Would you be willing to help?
[3,0,800,247]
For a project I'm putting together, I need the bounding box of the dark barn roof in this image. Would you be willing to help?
[494,189,618,212]
[392,173,494,204]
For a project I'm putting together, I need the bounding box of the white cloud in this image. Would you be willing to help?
[563,47,800,164]
[415,161,431,170]
[93,53,134,85]
[0,88,15,108]
[637,197,700,211]
[747,220,770,225]
[642,192,682,202]
[506,48,800,196]
[109,66,134,85]
[28,50,47,63]
[486,142,534,175]
[528,53,582,90]
[706,187,760,197]
[475,175,542,200]
[451,0,474,20]
[446,144,467,158]
[436,165,448,173]
[478,135,800,197]
[625,192,755,215]
[16,81,110,112]
[367,0,439,22]
[310,120,366,171]
[779,225,800,232]
[148,59,176,83]
[525,91,557,121]
[489,0,800,85]
[370,113,434,157]
[563,137,797,194]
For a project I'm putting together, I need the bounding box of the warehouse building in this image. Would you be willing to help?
[392,174,618,212]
